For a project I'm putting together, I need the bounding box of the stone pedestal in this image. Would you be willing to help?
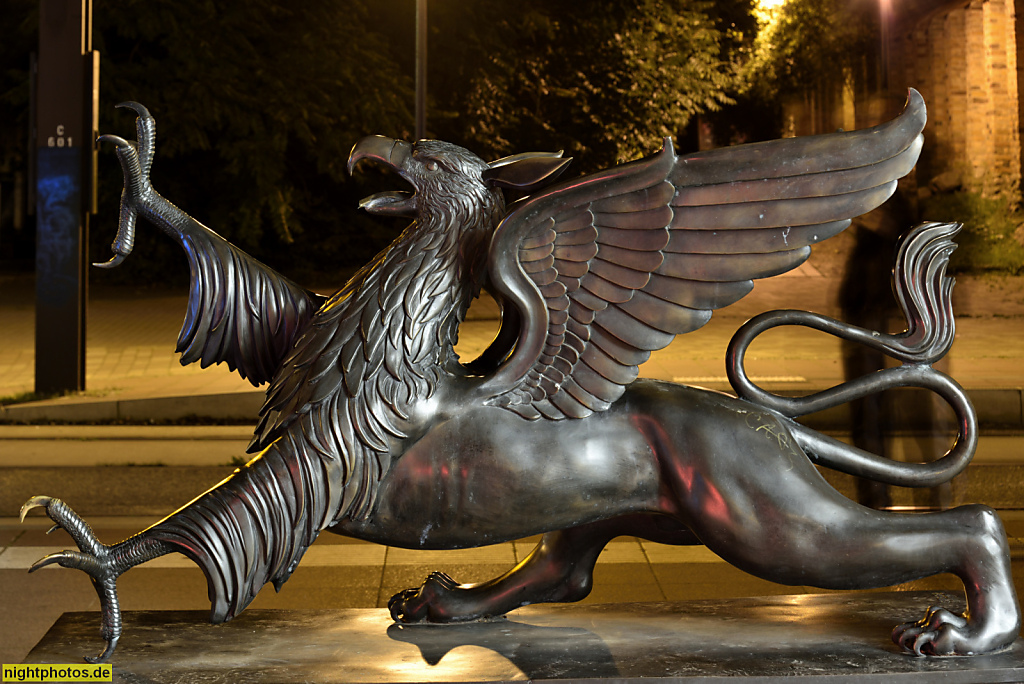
[24,591,1024,682]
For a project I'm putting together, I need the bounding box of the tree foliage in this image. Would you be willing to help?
[2,0,414,282]
[97,0,416,279]
[742,0,876,101]
[3,1,757,281]
[423,0,748,171]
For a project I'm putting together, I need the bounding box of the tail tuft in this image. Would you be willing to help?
[886,221,959,364]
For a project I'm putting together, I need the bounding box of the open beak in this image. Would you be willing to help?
[347,135,418,216]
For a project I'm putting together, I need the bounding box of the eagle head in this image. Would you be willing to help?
[347,136,572,226]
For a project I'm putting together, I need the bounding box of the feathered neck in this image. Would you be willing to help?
[291,187,504,521]
[349,185,502,380]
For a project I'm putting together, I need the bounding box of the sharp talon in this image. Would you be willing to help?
[46,524,60,535]
[28,553,65,573]
[93,253,127,269]
[84,636,118,664]
[97,133,132,149]
[20,496,53,522]
[115,101,152,120]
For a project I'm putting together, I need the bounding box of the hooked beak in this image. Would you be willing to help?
[348,136,418,216]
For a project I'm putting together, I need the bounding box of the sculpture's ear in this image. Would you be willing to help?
[483,153,573,192]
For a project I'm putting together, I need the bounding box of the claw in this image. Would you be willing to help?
[28,553,65,573]
[22,496,105,557]
[115,101,152,120]
[85,636,118,665]
[93,253,127,269]
[20,495,53,523]
[96,133,132,150]
[29,549,104,575]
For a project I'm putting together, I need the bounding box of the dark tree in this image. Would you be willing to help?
[742,0,877,102]
[2,1,761,281]
[1,0,414,283]
[425,0,754,172]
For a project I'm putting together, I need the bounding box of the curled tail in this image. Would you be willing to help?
[726,222,976,487]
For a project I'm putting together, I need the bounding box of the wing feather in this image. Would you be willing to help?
[656,249,811,282]
[597,226,671,251]
[669,93,926,185]
[672,135,922,206]
[580,273,640,303]
[643,274,752,309]
[548,389,592,419]
[573,284,610,311]
[597,306,676,351]
[670,182,896,229]
[590,325,651,366]
[580,345,640,385]
[618,291,712,335]
[591,181,676,212]
[553,242,600,261]
[573,361,630,404]
[562,378,613,412]
[557,225,600,245]
[522,228,557,250]
[665,220,849,254]
[595,205,674,229]
[554,212,596,234]
[523,254,555,273]
[587,259,652,289]
[482,90,926,419]
[595,243,665,271]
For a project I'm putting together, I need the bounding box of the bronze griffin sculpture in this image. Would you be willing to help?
[22,89,1021,662]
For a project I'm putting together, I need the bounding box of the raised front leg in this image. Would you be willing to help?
[94,102,156,267]
[389,514,698,623]
[94,103,323,385]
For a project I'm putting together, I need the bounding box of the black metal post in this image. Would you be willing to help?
[34,0,98,395]
[415,0,427,141]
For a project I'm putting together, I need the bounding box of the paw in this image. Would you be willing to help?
[388,571,460,623]
[893,606,969,656]
[891,604,1018,657]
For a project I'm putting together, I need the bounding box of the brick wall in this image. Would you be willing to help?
[894,0,1021,200]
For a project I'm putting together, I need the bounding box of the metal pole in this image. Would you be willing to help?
[415,0,427,141]
[34,0,97,395]
[879,0,891,93]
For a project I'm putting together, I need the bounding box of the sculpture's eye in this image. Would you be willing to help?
[425,160,439,172]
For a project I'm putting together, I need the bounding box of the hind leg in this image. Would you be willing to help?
[685,490,1020,655]
[389,514,696,623]
[885,505,1020,655]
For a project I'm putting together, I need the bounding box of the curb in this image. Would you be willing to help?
[0,391,265,423]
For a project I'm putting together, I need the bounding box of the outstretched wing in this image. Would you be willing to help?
[480,89,926,420]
